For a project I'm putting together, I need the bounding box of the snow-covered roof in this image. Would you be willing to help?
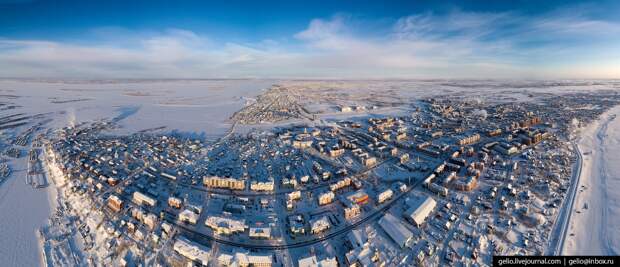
[378,213,413,248]
[405,195,437,226]
[173,237,211,265]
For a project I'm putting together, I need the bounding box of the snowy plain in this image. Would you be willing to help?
[0,79,274,137]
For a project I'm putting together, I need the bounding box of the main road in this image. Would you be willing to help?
[548,143,582,255]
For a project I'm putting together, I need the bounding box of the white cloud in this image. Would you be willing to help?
[295,15,347,41]
[289,9,620,79]
[0,9,619,79]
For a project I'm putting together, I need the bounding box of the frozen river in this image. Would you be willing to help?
[0,159,55,267]
[563,105,620,255]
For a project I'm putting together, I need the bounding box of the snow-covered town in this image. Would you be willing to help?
[2,78,620,266]
[2,2,620,266]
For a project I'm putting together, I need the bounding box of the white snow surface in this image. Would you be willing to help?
[0,79,274,138]
[0,158,56,267]
[563,105,620,255]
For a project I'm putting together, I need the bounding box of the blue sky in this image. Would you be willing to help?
[0,0,618,79]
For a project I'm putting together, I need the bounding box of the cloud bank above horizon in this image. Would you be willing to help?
[0,1,618,79]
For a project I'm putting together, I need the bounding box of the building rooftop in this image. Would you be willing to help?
[378,213,413,248]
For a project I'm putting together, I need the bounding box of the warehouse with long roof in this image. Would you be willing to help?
[404,195,437,226]
[378,213,413,248]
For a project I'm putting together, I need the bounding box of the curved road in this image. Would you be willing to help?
[556,143,583,254]
[550,143,582,255]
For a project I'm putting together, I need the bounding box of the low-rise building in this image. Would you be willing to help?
[299,256,339,267]
[235,251,273,267]
[362,157,377,167]
[250,179,275,192]
[288,190,301,201]
[379,213,413,248]
[107,195,123,212]
[203,176,245,190]
[344,201,361,220]
[329,147,345,157]
[168,196,182,209]
[318,191,335,205]
[161,171,177,181]
[249,227,271,239]
[455,176,478,191]
[346,190,369,205]
[495,142,518,155]
[330,177,352,192]
[310,216,331,234]
[457,133,480,146]
[173,237,211,266]
[431,131,444,138]
[288,214,306,235]
[428,183,449,197]
[377,189,394,204]
[219,251,274,267]
[205,216,247,235]
[179,209,199,225]
[143,213,158,230]
[487,128,502,137]
[293,138,313,149]
[132,191,157,207]
[218,253,234,266]
[404,196,437,227]
[298,256,318,267]
[318,257,338,267]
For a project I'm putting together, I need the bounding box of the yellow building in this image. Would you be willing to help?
[203,176,245,190]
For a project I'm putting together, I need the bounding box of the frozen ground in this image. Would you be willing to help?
[563,104,620,255]
[0,79,274,138]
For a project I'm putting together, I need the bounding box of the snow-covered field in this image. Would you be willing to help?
[0,157,56,266]
[0,79,274,137]
[563,105,620,255]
